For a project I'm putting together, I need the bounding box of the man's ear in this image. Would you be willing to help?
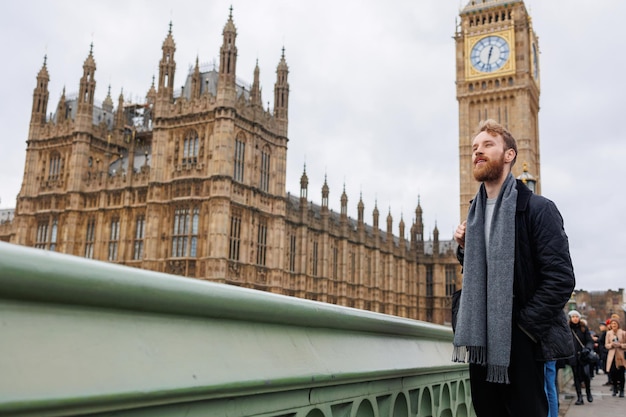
[504,148,516,163]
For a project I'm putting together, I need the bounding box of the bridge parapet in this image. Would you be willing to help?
[0,241,472,416]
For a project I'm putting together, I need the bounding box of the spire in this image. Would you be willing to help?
[30,55,50,127]
[414,195,424,242]
[373,200,380,230]
[357,192,365,225]
[433,222,440,256]
[146,75,157,105]
[321,174,329,210]
[386,208,393,234]
[77,44,97,115]
[115,89,125,130]
[55,86,67,122]
[250,59,263,107]
[157,22,176,100]
[102,85,114,112]
[299,164,308,200]
[191,56,201,99]
[340,184,348,218]
[399,214,406,240]
[273,46,289,136]
[218,7,238,103]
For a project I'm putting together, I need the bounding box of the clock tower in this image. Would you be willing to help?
[455,0,541,219]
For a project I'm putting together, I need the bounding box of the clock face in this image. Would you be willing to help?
[470,35,510,73]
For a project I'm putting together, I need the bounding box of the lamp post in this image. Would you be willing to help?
[518,162,537,193]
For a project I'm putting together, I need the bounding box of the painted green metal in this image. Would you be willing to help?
[0,241,473,416]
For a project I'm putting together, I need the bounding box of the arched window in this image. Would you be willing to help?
[133,214,145,260]
[108,217,120,261]
[172,206,200,258]
[182,130,199,165]
[35,217,58,251]
[229,208,242,261]
[234,134,246,182]
[260,146,270,192]
[84,217,96,259]
[48,152,62,181]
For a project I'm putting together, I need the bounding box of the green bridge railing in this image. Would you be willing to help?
[0,241,473,417]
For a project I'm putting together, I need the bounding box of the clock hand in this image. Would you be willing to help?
[487,46,493,64]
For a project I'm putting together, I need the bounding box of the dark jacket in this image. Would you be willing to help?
[569,321,594,366]
[456,180,576,361]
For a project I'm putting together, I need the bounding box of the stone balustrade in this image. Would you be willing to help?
[0,241,472,416]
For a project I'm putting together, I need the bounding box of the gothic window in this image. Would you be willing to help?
[288,233,296,272]
[35,218,58,251]
[229,209,242,261]
[426,264,434,297]
[445,265,457,297]
[108,217,120,261]
[84,217,96,259]
[350,251,356,282]
[182,130,199,165]
[133,215,145,260]
[171,206,199,257]
[256,217,268,266]
[48,152,61,181]
[311,239,319,276]
[332,245,338,279]
[234,135,245,182]
[259,147,270,192]
[366,253,372,286]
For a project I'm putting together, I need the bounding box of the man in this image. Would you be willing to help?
[452,119,575,417]
[599,319,612,386]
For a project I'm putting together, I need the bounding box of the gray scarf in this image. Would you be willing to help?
[453,173,517,384]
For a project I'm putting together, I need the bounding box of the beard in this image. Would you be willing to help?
[473,153,505,182]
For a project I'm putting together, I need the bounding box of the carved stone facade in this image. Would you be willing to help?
[4,11,461,324]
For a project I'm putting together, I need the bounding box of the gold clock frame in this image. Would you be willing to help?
[465,29,516,80]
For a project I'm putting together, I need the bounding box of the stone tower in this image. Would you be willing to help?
[455,0,541,219]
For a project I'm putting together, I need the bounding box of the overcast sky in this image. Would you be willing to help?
[1,1,624,292]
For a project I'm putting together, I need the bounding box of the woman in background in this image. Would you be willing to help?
[605,318,626,397]
[569,310,594,405]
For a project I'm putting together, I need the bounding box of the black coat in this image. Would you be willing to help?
[569,321,594,366]
[456,180,576,361]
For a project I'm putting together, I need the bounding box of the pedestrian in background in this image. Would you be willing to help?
[569,310,594,405]
[605,317,626,397]
[452,119,575,417]
[597,320,611,386]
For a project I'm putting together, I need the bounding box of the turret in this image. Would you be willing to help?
[217,7,238,105]
[146,76,157,106]
[55,87,68,123]
[250,59,263,107]
[413,196,425,254]
[357,193,364,226]
[273,47,289,137]
[340,185,348,221]
[373,202,380,231]
[433,223,440,257]
[157,22,176,103]
[102,85,114,112]
[30,55,49,131]
[76,44,97,130]
[115,90,125,131]
[321,175,329,213]
[191,56,201,100]
[299,165,308,202]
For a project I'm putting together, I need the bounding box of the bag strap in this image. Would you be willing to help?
[571,328,585,348]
